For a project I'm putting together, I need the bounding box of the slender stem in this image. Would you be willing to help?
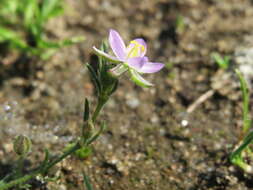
[0,143,81,190]
[42,143,80,173]
[0,170,40,190]
[92,96,108,122]
[16,155,25,178]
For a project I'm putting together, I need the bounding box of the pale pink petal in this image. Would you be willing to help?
[127,57,145,71]
[138,62,164,73]
[109,29,126,60]
[93,46,122,63]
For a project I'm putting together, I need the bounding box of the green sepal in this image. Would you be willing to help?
[130,69,153,88]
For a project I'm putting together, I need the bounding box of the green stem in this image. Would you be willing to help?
[0,143,81,190]
[42,143,80,173]
[92,96,108,122]
[16,155,25,178]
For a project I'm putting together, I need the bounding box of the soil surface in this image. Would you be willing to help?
[1,0,253,189]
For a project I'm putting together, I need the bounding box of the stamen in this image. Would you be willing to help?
[130,40,145,52]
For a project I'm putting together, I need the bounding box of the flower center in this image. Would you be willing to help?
[127,40,145,58]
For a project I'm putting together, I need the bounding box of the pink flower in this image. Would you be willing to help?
[93,29,164,87]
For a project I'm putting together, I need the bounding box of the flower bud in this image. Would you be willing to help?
[13,135,32,156]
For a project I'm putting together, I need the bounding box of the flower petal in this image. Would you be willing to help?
[109,29,126,60]
[93,46,122,63]
[130,69,153,88]
[138,62,164,73]
[132,38,147,56]
[127,57,145,71]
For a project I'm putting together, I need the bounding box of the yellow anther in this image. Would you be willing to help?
[130,40,145,52]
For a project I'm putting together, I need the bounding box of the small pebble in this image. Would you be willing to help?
[4,105,11,112]
[126,98,140,109]
[181,119,189,127]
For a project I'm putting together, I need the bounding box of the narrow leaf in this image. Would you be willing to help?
[87,63,101,94]
[24,0,37,27]
[110,80,118,95]
[83,98,89,122]
[41,0,62,21]
[83,173,93,190]
[38,36,84,49]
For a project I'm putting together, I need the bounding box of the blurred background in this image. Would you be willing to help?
[0,0,253,189]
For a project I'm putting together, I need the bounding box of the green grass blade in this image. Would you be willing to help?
[23,0,37,27]
[212,53,230,69]
[38,36,84,49]
[41,0,63,21]
[235,69,251,133]
[230,69,252,172]
[230,131,253,161]
[83,173,93,190]
[0,27,29,50]
[0,27,19,40]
